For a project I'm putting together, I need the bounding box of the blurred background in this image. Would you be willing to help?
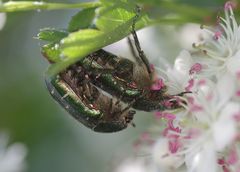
[0,0,227,172]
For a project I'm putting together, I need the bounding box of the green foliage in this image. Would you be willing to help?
[68,8,96,32]
[41,43,62,63]
[0,0,217,76]
[47,15,148,76]
[36,0,150,76]
[96,2,136,32]
[37,28,68,42]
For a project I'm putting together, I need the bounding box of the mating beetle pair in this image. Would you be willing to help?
[45,33,183,132]
[45,63,135,132]
[44,12,184,132]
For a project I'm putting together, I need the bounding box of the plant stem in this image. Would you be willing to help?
[0,1,102,12]
[160,1,211,18]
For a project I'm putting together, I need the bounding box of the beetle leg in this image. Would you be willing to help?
[125,110,136,127]
[115,94,123,106]
[85,54,115,75]
[130,6,152,75]
[88,60,113,74]
[95,51,112,66]
[127,37,138,60]
[88,54,98,69]
[176,91,192,96]
[82,74,99,103]
[131,26,152,75]
[109,98,113,115]
[119,91,145,115]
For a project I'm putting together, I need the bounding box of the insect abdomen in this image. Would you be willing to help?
[45,77,102,129]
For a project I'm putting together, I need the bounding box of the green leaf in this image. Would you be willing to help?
[41,43,62,63]
[96,1,136,32]
[96,8,134,32]
[60,29,103,58]
[47,15,147,76]
[37,28,68,42]
[68,8,96,32]
[61,29,102,45]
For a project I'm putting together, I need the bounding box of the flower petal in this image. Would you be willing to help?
[152,138,184,171]
[226,50,240,75]
[174,50,193,75]
[216,73,235,109]
[185,142,217,172]
[114,159,146,172]
[213,102,239,151]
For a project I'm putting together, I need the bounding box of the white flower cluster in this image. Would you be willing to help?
[0,133,27,172]
[114,2,240,172]
[0,0,6,30]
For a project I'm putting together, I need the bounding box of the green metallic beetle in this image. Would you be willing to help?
[43,7,185,132]
[83,49,181,111]
[45,63,135,132]
[44,30,183,133]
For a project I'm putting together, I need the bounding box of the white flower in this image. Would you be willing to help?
[0,0,6,31]
[179,24,207,51]
[185,141,218,172]
[193,1,240,77]
[112,2,240,172]
[152,138,184,172]
[156,49,205,96]
[129,67,240,172]
[175,73,239,172]
[114,158,149,172]
[156,50,193,94]
[0,13,6,30]
[0,133,27,172]
[166,50,193,93]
